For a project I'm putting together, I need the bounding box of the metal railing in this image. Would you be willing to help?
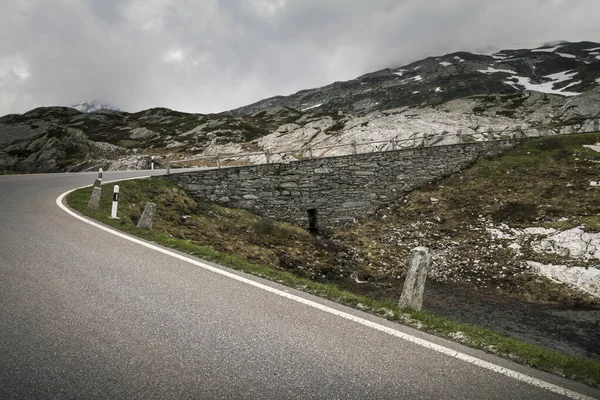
[164,119,600,173]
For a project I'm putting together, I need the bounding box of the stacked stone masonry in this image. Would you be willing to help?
[165,140,520,229]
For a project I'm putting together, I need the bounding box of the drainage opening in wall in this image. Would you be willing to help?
[307,209,319,234]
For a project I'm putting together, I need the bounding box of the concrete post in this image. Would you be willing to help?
[308,146,313,160]
[166,160,170,175]
[398,247,431,311]
[570,125,575,134]
[351,141,357,155]
[423,134,429,147]
[87,186,101,211]
[594,120,599,132]
[93,168,103,188]
[216,154,221,169]
[457,129,463,143]
[487,128,494,141]
[515,125,523,138]
[265,150,271,164]
[137,202,157,229]
[391,140,396,150]
[110,185,120,219]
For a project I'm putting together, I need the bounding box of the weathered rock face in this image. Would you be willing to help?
[0,122,125,173]
[1,41,599,173]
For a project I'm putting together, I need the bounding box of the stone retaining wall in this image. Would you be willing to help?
[165,140,520,229]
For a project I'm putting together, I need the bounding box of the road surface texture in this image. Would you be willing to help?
[1,170,598,399]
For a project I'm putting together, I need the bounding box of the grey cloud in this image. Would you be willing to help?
[1,0,599,116]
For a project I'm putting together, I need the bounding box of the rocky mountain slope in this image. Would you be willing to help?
[231,41,600,115]
[1,41,600,173]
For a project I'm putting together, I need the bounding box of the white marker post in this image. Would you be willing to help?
[151,156,155,170]
[110,185,120,219]
[93,168,103,187]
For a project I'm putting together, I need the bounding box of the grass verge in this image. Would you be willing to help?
[67,178,600,388]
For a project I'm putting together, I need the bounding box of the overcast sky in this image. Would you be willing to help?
[1,0,599,116]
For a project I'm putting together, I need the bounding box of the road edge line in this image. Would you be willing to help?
[55,181,596,400]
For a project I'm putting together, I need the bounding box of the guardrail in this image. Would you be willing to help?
[164,119,600,173]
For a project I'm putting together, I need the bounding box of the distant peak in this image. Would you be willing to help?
[539,40,569,48]
[69,101,120,113]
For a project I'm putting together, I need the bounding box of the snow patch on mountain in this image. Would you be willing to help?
[301,103,323,111]
[532,45,563,53]
[478,67,517,75]
[70,101,120,113]
[439,61,452,67]
[504,69,581,96]
[556,52,577,59]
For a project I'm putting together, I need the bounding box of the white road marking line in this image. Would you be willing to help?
[56,182,596,400]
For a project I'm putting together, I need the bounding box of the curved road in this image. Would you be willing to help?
[0,171,598,399]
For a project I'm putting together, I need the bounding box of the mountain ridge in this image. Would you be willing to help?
[229,41,600,116]
[1,41,600,173]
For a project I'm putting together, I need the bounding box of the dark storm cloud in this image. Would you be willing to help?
[1,0,599,115]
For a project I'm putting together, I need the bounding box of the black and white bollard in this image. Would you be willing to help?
[110,185,120,219]
[151,156,155,170]
[93,168,103,188]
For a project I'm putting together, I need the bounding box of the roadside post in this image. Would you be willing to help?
[398,247,431,311]
[137,202,157,229]
[110,185,120,219]
[87,187,101,210]
[93,168,103,187]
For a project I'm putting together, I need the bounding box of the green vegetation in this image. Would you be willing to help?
[67,173,600,388]
[335,133,600,304]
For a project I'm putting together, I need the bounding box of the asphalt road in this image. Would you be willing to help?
[0,170,599,399]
